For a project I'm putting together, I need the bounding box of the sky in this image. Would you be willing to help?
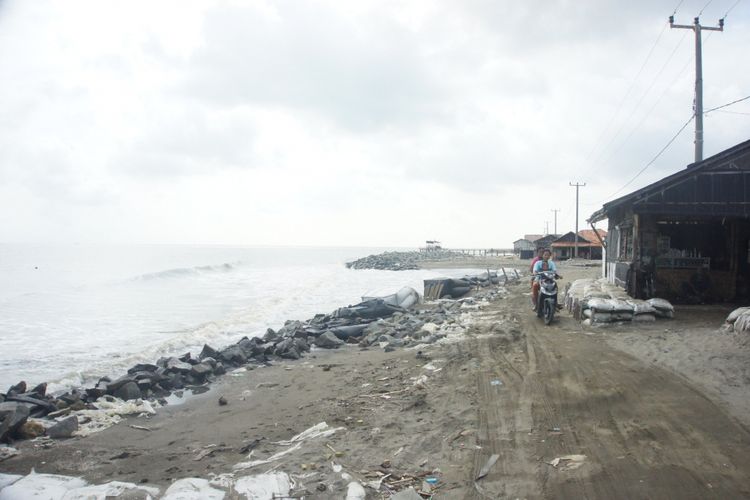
[0,0,748,248]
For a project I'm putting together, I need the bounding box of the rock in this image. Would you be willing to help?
[278,320,305,339]
[314,331,345,349]
[164,358,194,373]
[0,402,30,443]
[280,347,301,360]
[47,416,78,439]
[30,383,47,397]
[5,394,56,413]
[190,363,213,379]
[201,357,217,368]
[18,420,45,439]
[199,344,220,361]
[114,382,142,401]
[214,362,227,376]
[107,376,137,392]
[127,364,158,374]
[219,346,248,366]
[178,352,192,363]
[262,328,278,342]
[293,337,309,353]
[273,338,294,357]
[6,381,26,396]
[218,396,228,406]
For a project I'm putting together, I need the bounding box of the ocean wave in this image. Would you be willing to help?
[132,262,240,281]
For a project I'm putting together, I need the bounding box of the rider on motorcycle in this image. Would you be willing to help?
[531,249,561,310]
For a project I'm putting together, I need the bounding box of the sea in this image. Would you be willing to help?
[0,243,488,393]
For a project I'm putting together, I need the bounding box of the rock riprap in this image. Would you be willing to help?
[345,250,471,270]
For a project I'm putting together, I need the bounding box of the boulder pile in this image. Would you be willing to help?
[565,278,674,325]
[345,250,470,270]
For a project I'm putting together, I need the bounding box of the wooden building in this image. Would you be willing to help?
[551,229,607,260]
[513,238,535,259]
[588,139,750,303]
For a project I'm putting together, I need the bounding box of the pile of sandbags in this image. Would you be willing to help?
[564,278,673,325]
[724,306,750,333]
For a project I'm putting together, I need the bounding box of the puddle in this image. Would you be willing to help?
[161,385,212,406]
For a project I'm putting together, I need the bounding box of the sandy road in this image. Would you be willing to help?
[465,282,750,499]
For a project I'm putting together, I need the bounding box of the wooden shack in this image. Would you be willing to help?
[588,139,750,303]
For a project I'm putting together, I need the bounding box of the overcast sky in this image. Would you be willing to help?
[0,0,748,248]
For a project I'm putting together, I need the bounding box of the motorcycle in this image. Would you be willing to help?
[535,270,560,325]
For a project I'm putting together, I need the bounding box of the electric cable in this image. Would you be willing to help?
[605,114,695,200]
[704,94,750,113]
[697,0,714,16]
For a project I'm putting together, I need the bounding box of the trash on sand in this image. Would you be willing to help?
[273,422,344,446]
[345,481,366,500]
[234,443,303,471]
[475,454,500,480]
[547,454,586,471]
[425,477,438,485]
[233,472,292,499]
[128,424,151,432]
[490,379,503,386]
[194,444,229,461]
[162,477,225,499]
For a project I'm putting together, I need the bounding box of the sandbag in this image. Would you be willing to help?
[734,311,750,333]
[587,298,616,312]
[647,298,674,312]
[632,314,656,322]
[627,299,657,315]
[726,307,750,324]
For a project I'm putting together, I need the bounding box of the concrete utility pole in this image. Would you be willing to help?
[545,221,550,235]
[551,209,560,235]
[670,15,724,163]
[570,182,586,258]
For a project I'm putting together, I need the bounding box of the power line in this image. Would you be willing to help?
[587,31,689,172]
[723,0,742,18]
[606,114,695,200]
[712,109,750,116]
[704,94,750,114]
[582,22,671,168]
[697,0,715,16]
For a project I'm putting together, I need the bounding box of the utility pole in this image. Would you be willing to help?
[551,209,560,235]
[544,221,550,235]
[670,15,724,163]
[570,182,586,258]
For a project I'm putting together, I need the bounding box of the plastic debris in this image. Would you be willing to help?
[233,472,292,500]
[548,454,586,471]
[476,454,500,480]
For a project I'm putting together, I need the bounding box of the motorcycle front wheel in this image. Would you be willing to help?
[543,298,555,325]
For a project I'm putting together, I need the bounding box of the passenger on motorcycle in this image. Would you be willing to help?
[531,249,560,310]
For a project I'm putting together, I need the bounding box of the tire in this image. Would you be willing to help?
[544,298,555,325]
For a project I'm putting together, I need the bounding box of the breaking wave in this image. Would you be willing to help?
[132,262,240,281]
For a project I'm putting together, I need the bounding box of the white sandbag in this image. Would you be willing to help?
[611,312,634,321]
[733,311,750,333]
[587,298,616,312]
[647,298,674,312]
[609,299,634,312]
[627,299,657,315]
[591,312,617,323]
[632,314,656,322]
[726,307,750,324]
